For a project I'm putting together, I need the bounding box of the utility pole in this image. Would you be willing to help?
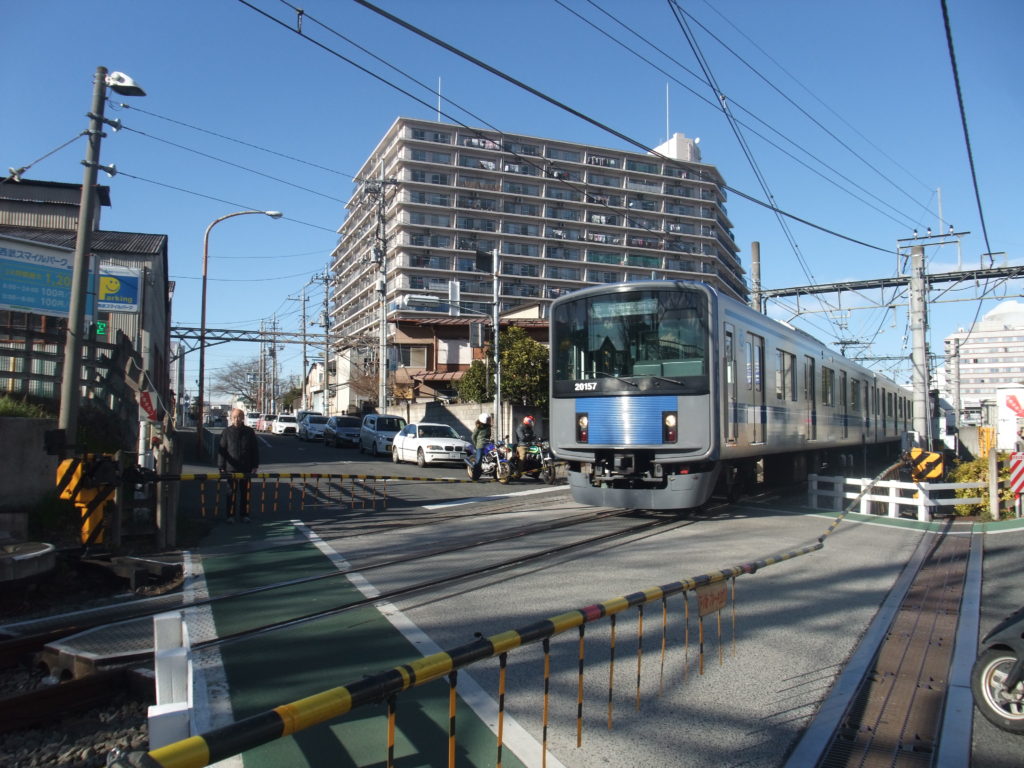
[909,245,930,447]
[288,291,309,410]
[321,271,331,414]
[364,172,399,412]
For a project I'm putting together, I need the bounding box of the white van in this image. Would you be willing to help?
[359,414,407,457]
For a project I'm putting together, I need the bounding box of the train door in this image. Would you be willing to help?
[804,356,817,440]
[724,323,737,443]
[840,371,849,438]
[747,333,765,443]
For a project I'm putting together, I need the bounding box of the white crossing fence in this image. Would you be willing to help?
[148,611,193,749]
[807,474,985,522]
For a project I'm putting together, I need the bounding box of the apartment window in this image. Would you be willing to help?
[411,149,451,163]
[588,212,618,225]
[585,192,622,206]
[408,190,450,206]
[586,250,622,265]
[546,226,582,241]
[546,147,582,162]
[457,217,497,232]
[546,246,581,261]
[408,233,451,248]
[546,206,581,221]
[665,202,697,216]
[410,253,451,270]
[587,231,621,245]
[458,174,498,191]
[547,265,581,280]
[587,269,620,283]
[408,212,451,227]
[502,260,540,276]
[627,198,659,211]
[665,258,696,272]
[587,154,620,168]
[456,195,497,211]
[627,236,661,248]
[503,161,538,175]
[502,221,539,236]
[503,141,541,156]
[460,155,497,170]
[397,346,429,368]
[502,242,540,258]
[456,237,495,252]
[546,186,582,202]
[461,135,500,150]
[587,172,621,187]
[544,167,583,182]
[503,181,539,195]
[627,215,658,230]
[626,254,661,269]
[666,221,695,234]
[665,184,696,197]
[411,128,451,144]
[410,169,450,185]
[503,201,539,216]
[626,159,660,174]
[626,178,661,194]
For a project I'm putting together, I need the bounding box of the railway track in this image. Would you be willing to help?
[0,503,690,734]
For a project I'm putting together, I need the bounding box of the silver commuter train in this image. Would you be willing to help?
[549,280,910,509]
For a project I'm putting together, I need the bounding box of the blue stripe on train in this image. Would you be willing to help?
[581,395,677,444]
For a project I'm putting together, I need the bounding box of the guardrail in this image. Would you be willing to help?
[807,474,985,522]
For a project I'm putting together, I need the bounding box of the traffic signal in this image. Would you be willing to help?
[94,320,108,336]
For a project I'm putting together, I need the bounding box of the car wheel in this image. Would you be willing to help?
[417,449,426,468]
[392,446,401,464]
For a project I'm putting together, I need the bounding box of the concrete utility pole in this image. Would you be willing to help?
[750,241,762,313]
[365,172,399,412]
[321,271,331,414]
[492,248,502,440]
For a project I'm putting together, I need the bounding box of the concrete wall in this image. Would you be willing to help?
[387,402,548,442]
[0,418,59,541]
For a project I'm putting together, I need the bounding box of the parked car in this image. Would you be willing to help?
[258,414,277,432]
[295,410,323,426]
[359,413,408,457]
[391,422,473,467]
[297,414,329,441]
[244,411,261,429]
[273,414,298,435]
[323,415,361,448]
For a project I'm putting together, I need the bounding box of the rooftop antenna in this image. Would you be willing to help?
[665,82,670,143]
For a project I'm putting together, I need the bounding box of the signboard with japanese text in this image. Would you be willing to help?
[0,236,140,317]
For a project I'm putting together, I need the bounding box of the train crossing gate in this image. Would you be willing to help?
[1010,452,1024,517]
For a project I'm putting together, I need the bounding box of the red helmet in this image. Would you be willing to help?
[523,416,535,426]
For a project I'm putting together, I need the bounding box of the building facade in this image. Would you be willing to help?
[942,300,1024,424]
[329,117,745,413]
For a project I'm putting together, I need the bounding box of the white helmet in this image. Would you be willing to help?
[479,412,491,423]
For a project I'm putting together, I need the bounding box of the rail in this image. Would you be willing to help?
[111,460,910,768]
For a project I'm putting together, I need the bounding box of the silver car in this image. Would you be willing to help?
[298,414,329,441]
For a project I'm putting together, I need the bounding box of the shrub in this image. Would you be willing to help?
[946,455,1011,520]
[0,395,54,418]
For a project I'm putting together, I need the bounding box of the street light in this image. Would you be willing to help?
[58,67,146,453]
[196,210,282,453]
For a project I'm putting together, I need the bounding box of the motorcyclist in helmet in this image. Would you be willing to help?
[471,413,492,478]
[515,415,537,463]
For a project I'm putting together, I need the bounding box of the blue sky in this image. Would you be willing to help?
[4,0,1021,397]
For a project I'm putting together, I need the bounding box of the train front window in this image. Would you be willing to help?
[553,288,708,384]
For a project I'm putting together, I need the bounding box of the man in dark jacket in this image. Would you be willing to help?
[218,407,260,522]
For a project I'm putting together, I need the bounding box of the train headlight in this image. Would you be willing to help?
[576,413,589,443]
[663,411,678,443]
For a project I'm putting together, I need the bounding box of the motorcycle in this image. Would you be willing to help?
[971,605,1024,733]
[511,440,558,484]
[465,440,513,483]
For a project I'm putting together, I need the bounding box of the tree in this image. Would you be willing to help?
[456,326,548,410]
[210,357,261,405]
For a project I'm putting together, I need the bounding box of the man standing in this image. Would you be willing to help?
[218,407,260,523]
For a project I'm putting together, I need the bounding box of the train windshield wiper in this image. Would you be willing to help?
[590,370,639,388]
[651,376,686,388]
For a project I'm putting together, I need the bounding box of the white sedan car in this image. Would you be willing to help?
[391,422,472,467]
[272,414,298,435]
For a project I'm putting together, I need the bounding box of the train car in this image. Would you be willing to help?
[549,280,911,509]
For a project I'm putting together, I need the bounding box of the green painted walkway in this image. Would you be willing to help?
[197,519,528,768]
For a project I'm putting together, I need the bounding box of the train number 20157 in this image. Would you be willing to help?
[574,382,598,391]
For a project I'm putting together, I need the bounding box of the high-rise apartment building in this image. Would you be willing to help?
[329,117,745,412]
[942,300,1024,423]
